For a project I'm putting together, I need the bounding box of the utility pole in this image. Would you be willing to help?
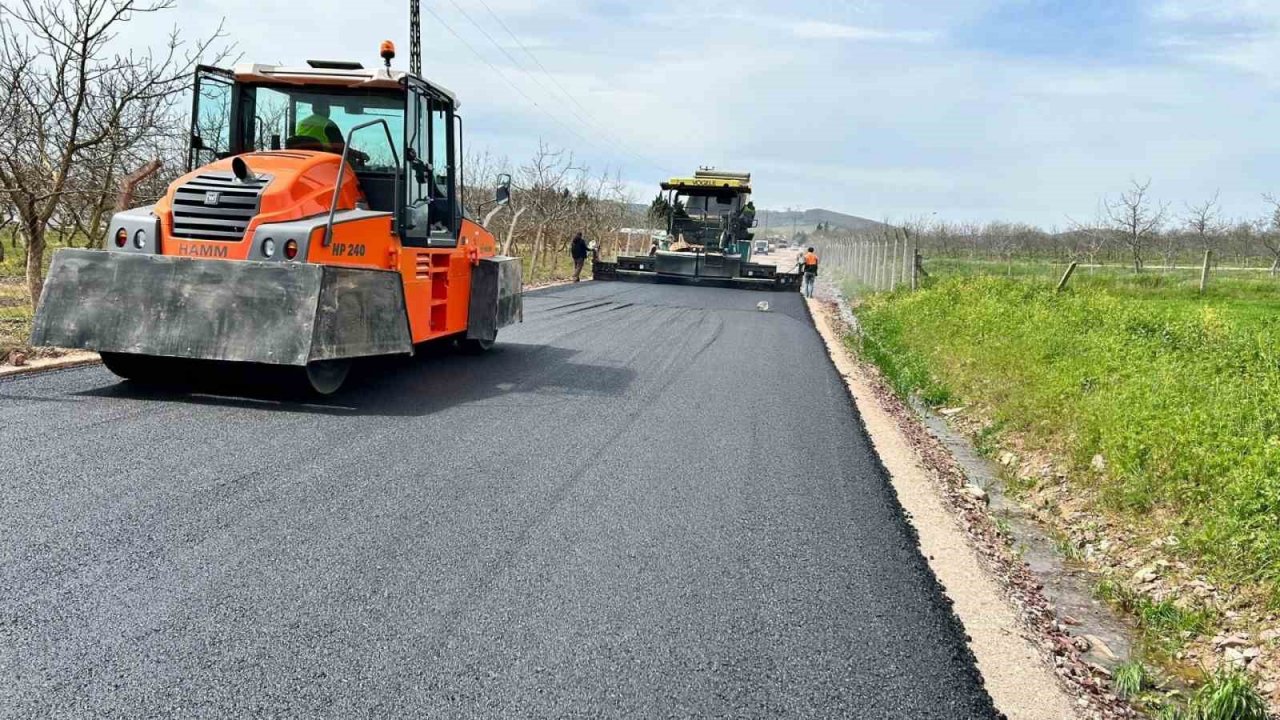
[410,0,422,76]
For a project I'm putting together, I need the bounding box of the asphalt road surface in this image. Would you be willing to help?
[0,280,998,718]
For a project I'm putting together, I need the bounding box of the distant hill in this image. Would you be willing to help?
[757,209,887,234]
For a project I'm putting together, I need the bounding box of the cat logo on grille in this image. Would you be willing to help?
[203,191,221,206]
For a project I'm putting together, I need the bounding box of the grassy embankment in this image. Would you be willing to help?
[849,263,1280,714]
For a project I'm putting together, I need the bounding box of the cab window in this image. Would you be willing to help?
[189,66,233,169]
[245,87,405,172]
[404,87,456,245]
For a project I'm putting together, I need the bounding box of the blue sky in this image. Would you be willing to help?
[129,0,1280,226]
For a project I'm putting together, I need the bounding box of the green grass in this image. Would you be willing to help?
[1113,660,1151,699]
[856,273,1280,592]
[1093,577,1214,655]
[1185,669,1269,720]
[1053,533,1084,562]
[1136,598,1215,651]
[1142,668,1268,720]
[856,266,1280,711]
[0,280,31,361]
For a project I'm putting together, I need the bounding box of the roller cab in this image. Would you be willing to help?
[31,57,522,394]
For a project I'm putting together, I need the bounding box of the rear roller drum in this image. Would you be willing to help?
[459,336,495,354]
[301,358,351,395]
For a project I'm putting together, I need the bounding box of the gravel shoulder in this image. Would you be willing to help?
[805,295,1084,720]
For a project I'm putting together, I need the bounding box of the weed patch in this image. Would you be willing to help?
[1112,660,1150,699]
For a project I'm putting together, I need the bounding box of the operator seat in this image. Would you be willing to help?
[284,135,325,152]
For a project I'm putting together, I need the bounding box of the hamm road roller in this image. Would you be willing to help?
[31,44,521,394]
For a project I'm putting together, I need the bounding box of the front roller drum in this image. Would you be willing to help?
[32,250,414,395]
[99,352,189,384]
[101,352,353,396]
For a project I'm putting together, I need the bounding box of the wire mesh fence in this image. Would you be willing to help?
[810,230,919,294]
[806,228,1280,298]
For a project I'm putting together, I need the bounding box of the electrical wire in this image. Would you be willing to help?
[433,0,673,177]
[463,0,673,175]
[419,3,615,160]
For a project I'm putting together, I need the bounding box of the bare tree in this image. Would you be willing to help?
[1184,191,1221,254]
[516,141,579,278]
[1259,195,1280,276]
[462,147,508,220]
[1066,203,1111,269]
[0,201,13,262]
[0,0,228,308]
[1105,179,1168,273]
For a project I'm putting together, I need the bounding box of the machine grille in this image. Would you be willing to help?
[171,172,270,241]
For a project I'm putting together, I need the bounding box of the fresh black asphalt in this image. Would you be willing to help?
[0,280,998,718]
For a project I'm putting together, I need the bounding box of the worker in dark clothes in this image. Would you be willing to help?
[570,231,589,282]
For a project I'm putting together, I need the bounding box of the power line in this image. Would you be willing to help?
[467,0,672,175]
[419,3,616,161]
[436,0,673,177]
[470,0,674,176]
[473,0,613,136]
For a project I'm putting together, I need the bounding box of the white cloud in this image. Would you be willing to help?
[787,20,938,43]
[1149,0,1280,78]
[1151,0,1280,23]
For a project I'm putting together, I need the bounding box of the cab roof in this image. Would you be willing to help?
[661,176,752,195]
[231,63,459,107]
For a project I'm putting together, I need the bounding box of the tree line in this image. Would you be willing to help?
[814,179,1280,274]
[0,0,230,308]
[463,143,638,282]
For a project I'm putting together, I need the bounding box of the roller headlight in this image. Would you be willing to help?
[132,229,146,249]
[261,237,276,258]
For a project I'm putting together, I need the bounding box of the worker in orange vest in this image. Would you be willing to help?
[800,247,819,298]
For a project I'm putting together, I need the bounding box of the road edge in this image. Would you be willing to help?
[0,352,101,379]
[803,294,1113,720]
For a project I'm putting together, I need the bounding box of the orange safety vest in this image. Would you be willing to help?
[803,252,819,267]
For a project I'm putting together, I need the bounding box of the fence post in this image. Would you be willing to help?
[875,238,885,288]
[911,249,919,290]
[1055,261,1078,292]
[872,241,880,291]
[901,228,911,286]
[890,233,899,291]
[883,241,891,291]
[1200,250,1212,295]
